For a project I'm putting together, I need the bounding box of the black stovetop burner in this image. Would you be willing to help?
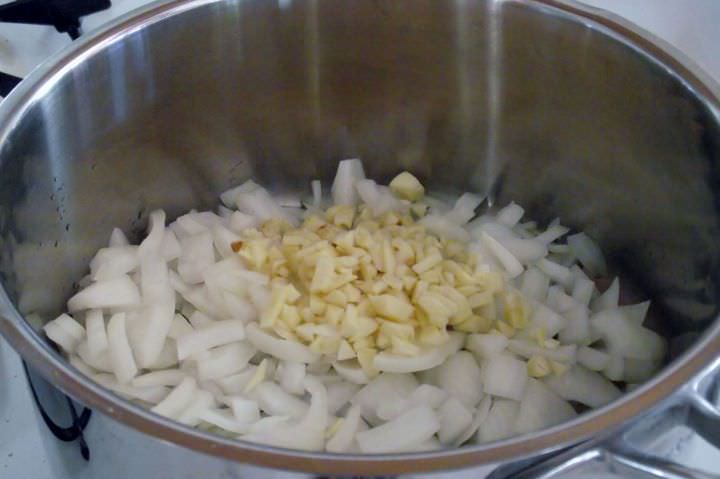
[0,0,112,96]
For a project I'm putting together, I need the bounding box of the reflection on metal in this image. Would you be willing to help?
[483,0,502,206]
[306,0,320,130]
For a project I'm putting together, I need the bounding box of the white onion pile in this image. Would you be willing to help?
[43,159,667,453]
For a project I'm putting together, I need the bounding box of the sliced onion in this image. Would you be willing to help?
[178,390,217,426]
[419,215,471,243]
[241,377,327,451]
[45,157,661,453]
[90,246,139,280]
[455,395,492,446]
[327,381,361,416]
[476,398,519,443]
[514,378,576,434]
[591,278,619,312]
[619,301,650,326]
[195,342,256,380]
[94,373,168,404]
[43,313,84,353]
[351,373,419,426]
[253,381,309,419]
[178,232,216,284]
[409,384,448,409]
[447,193,484,224]
[567,232,607,277]
[138,210,166,257]
[437,397,473,445]
[326,405,363,453]
[508,339,577,363]
[151,376,198,419]
[537,259,573,289]
[375,397,410,422]
[546,286,580,313]
[212,224,242,258]
[229,397,261,423]
[577,346,610,371]
[332,360,370,385]
[140,255,170,301]
[558,305,590,345]
[106,312,138,384]
[332,158,366,206]
[109,227,129,247]
[571,277,595,307]
[603,353,624,381]
[356,406,440,453]
[591,309,666,360]
[520,268,550,302]
[466,333,509,360]
[176,320,246,360]
[77,340,113,372]
[525,302,567,337]
[480,232,523,278]
[430,351,483,408]
[236,187,293,224]
[160,230,182,261]
[215,367,257,395]
[496,202,524,227]
[199,408,252,434]
[534,224,570,245]
[220,180,261,209]
[373,332,464,373]
[481,354,527,401]
[246,323,319,363]
[276,361,306,395]
[623,358,662,383]
[132,369,186,388]
[150,340,179,369]
[67,275,141,313]
[228,211,258,234]
[167,314,194,340]
[135,299,176,369]
[543,365,621,408]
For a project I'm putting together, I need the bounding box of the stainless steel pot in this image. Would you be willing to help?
[1,0,720,477]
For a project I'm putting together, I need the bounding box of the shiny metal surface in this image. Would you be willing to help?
[1,0,720,475]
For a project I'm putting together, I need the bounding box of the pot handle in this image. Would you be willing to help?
[500,441,718,479]
[498,357,720,479]
[686,358,720,450]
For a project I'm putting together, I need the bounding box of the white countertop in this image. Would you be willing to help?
[2,1,720,477]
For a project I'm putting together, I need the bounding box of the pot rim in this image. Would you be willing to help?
[1,0,720,474]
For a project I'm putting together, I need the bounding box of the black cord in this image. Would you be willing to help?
[22,361,92,461]
[0,72,22,97]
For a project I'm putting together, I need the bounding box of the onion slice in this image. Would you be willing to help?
[373,332,464,373]
[246,323,320,363]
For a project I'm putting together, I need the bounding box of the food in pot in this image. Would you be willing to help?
[43,159,666,452]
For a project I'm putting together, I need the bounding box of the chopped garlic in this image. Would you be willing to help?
[337,339,356,360]
[411,202,428,218]
[496,321,516,338]
[369,295,414,322]
[389,171,425,201]
[528,355,551,378]
[232,181,500,367]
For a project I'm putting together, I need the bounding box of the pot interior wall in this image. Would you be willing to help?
[1,0,719,346]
